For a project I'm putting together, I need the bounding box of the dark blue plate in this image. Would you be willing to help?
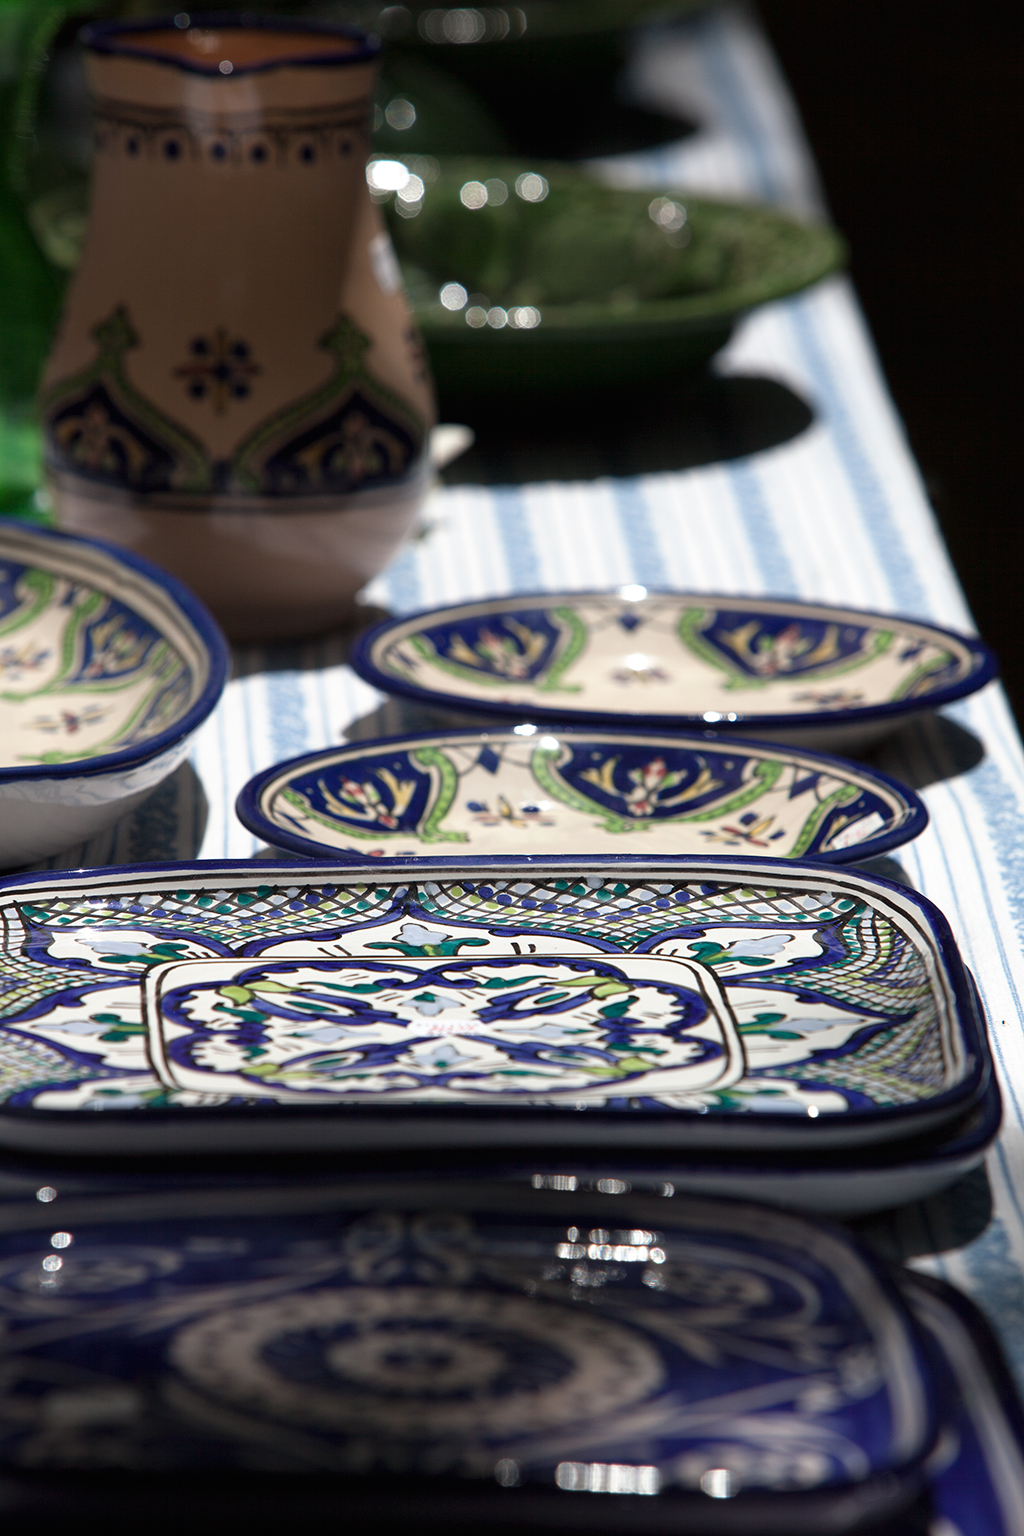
[903,1272,1024,1536]
[0,1185,939,1531]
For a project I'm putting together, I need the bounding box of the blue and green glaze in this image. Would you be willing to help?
[239,728,926,863]
[0,861,981,1129]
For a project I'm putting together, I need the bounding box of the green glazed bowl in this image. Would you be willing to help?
[384,159,846,398]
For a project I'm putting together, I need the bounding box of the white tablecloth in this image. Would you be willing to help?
[37,3,1024,1389]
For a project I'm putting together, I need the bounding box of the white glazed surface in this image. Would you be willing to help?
[53,469,428,642]
[0,859,985,1158]
[0,737,190,866]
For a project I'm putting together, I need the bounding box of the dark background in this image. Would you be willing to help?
[757,0,1024,723]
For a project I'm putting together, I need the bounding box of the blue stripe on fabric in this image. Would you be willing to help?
[994,1138,1024,1243]
[785,299,930,616]
[882,713,1024,1137]
[941,697,1024,960]
[910,714,1024,1021]
[266,666,310,764]
[217,682,242,858]
[727,458,798,594]
[492,486,542,590]
[238,659,259,796]
[379,540,424,615]
[959,756,1024,956]
[127,774,183,863]
[675,12,930,615]
[687,13,779,201]
[923,787,1024,1136]
[695,4,932,616]
[960,1212,1024,1382]
[609,478,666,587]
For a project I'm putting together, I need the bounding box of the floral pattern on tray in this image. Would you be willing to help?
[0,866,971,1119]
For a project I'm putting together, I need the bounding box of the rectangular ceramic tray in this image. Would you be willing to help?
[0,856,990,1156]
[0,1182,941,1532]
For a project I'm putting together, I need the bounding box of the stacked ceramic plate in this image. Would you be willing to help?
[0,1173,1018,1531]
[0,853,999,1221]
[224,587,1001,1217]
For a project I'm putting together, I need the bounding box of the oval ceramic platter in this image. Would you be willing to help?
[0,520,228,866]
[352,589,998,752]
[236,726,927,865]
[0,855,989,1157]
[0,1182,940,1532]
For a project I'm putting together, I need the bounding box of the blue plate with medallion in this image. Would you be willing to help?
[235,725,927,865]
[0,1182,942,1531]
[0,855,991,1159]
[350,588,998,753]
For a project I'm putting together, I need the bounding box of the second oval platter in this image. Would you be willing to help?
[236,726,927,864]
[351,589,998,751]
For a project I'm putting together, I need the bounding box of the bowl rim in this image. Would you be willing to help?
[234,721,929,865]
[350,587,1000,733]
[79,13,380,76]
[0,519,229,784]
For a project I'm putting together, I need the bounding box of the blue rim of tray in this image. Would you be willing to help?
[0,519,229,783]
[235,723,930,865]
[503,1060,1002,1183]
[350,589,1000,734]
[0,855,991,1156]
[901,1271,1024,1536]
[80,14,381,75]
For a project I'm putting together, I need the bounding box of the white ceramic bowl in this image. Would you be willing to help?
[0,519,228,865]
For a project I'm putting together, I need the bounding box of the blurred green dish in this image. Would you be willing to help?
[385,159,846,399]
[379,2,717,158]
[387,0,716,44]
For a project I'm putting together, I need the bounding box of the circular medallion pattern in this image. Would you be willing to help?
[170,1285,664,1438]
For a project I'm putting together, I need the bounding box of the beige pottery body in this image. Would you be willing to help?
[41,18,435,641]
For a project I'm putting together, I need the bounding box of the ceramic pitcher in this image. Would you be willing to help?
[40,15,436,642]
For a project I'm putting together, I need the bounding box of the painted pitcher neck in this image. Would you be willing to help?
[82,15,378,121]
[80,14,381,77]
